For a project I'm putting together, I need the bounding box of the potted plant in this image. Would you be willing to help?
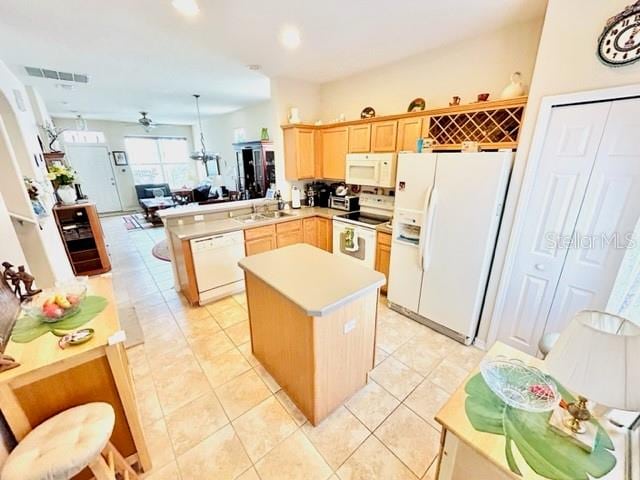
[47,164,76,205]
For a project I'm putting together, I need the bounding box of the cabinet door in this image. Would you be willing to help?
[246,236,276,256]
[375,232,392,293]
[297,129,315,179]
[348,124,371,153]
[322,127,349,180]
[284,127,315,180]
[371,121,398,152]
[277,230,303,248]
[316,217,333,252]
[397,117,423,152]
[303,217,317,246]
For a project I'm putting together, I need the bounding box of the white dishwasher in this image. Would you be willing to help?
[190,230,246,304]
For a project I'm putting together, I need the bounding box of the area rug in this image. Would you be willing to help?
[152,239,171,262]
[122,213,159,230]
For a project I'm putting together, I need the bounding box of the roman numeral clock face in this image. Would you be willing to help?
[598,2,640,66]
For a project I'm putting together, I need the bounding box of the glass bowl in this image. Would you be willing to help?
[480,356,559,412]
[21,281,87,323]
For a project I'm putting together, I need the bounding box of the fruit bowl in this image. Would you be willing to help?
[21,282,87,323]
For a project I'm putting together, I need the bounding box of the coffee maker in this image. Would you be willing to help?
[306,182,331,208]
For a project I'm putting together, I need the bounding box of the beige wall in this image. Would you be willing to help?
[52,117,195,211]
[198,77,320,200]
[0,60,72,286]
[478,0,640,346]
[319,18,544,122]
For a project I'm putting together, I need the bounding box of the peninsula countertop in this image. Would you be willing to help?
[168,206,343,241]
[238,243,385,316]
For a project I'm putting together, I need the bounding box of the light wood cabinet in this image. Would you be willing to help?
[316,217,332,252]
[371,121,398,152]
[276,220,303,247]
[284,127,316,180]
[246,236,277,256]
[348,124,371,153]
[321,126,349,180]
[375,232,391,294]
[397,117,423,152]
[303,218,318,246]
[245,224,277,256]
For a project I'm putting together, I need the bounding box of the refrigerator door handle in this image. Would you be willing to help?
[418,185,433,270]
[422,188,438,271]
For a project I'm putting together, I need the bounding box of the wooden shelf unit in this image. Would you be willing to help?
[53,203,111,276]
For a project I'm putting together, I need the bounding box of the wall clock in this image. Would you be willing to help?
[598,1,640,67]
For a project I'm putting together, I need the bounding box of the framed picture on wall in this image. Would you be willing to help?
[112,151,128,166]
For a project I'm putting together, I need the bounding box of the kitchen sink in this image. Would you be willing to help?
[234,211,296,224]
[261,211,295,219]
[234,213,268,223]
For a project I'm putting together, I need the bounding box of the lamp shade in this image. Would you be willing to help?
[545,310,640,411]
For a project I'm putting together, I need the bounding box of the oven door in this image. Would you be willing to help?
[345,158,380,186]
[332,220,376,268]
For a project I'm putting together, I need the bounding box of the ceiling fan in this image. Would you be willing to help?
[137,111,167,131]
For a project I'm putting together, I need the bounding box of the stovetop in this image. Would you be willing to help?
[334,211,391,227]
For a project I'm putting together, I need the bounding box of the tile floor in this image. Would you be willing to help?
[101,216,485,480]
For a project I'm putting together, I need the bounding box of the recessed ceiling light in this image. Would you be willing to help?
[247,64,261,71]
[279,25,301,50]
[172,0,199,16]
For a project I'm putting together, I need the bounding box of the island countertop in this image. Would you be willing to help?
[238,243,385,316]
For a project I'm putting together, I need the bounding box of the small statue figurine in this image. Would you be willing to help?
[2,262,42,302]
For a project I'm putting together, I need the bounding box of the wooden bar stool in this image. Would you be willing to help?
[1,402,139,480]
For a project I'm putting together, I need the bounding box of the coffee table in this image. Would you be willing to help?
[140,198,175,223]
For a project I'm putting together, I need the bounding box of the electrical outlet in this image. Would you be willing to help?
[343,319,356,334]
[194,214,204,222]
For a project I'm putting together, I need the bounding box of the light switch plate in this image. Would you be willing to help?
[343,319,356,334]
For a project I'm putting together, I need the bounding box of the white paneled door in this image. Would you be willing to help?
[495,102,612,354]
[543,98,640,335]
[66,145,122,213]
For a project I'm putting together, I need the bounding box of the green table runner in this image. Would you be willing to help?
[465,373,616,480]
[11,296,108,343]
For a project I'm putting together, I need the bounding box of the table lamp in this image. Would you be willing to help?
[545,310,640,434]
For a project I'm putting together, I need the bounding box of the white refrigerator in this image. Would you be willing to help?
[387,152,512,344]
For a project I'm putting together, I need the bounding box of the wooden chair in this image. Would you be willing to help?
[1,402,139,480]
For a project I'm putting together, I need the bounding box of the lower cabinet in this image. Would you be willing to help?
[316,218,332,252]
[375,232,391,294]
[276,220,303,247]
[245,224,277,256]
[303,218,318,246]
[245,217,333,255]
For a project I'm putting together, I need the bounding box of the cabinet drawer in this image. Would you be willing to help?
[377,232,392,247]
[276,219,302,234]
[244,224,276,240]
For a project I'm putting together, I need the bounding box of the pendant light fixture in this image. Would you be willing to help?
[190,94,220,175]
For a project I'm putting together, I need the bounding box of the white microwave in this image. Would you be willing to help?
[345,153,397,188]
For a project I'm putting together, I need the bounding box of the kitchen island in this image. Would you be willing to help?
[238,243,385,425]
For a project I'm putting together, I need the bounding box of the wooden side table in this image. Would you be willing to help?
[434,342,629,480]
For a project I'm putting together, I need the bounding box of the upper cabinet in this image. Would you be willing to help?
[371,121,398,152]
[397,117,423,152]
[321,126,349,180]
[348,124,371,153]
[281,97,528,181]
[284,127,316,180]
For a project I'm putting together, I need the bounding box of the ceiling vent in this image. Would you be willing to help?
[24,66,89,84]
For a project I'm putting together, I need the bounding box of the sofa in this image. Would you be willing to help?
[134,183,172,208]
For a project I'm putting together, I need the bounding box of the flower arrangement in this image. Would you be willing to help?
[47,164,76,187]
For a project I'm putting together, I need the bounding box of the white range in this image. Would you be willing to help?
[332,193,394,269]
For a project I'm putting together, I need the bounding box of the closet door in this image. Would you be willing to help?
[543,98,640,335]
[496,102,611,354]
